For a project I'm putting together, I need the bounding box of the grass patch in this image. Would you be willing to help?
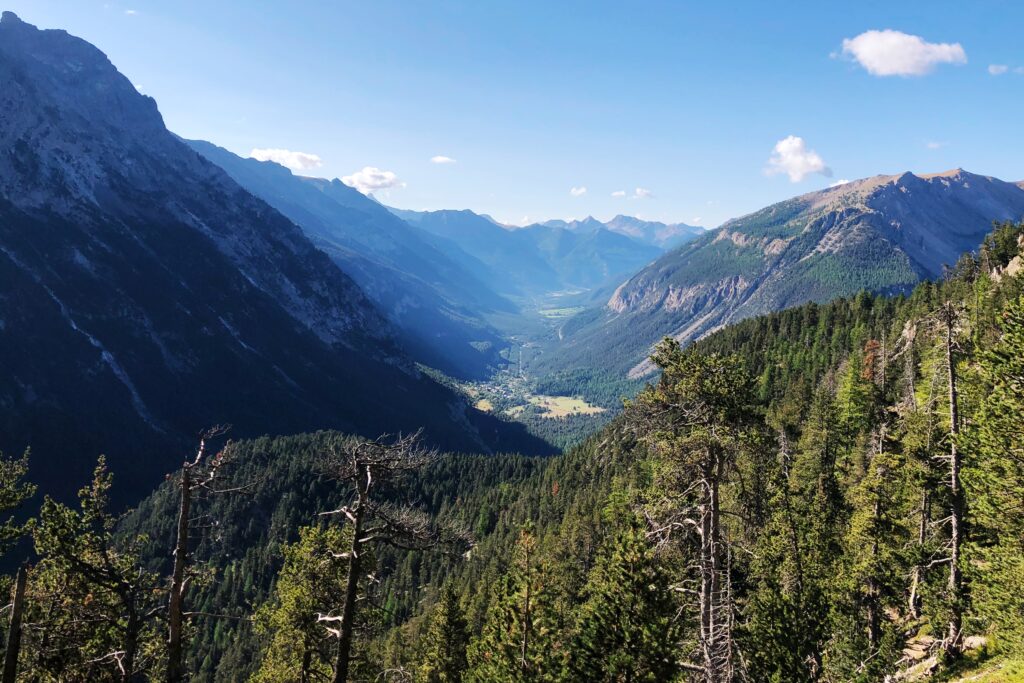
[527,394,606,418]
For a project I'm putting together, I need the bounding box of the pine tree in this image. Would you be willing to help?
[251,525,351,683]
[417,585,469,683]
[24,458,163,682]
[565,512,679,683]
[466,526,559,682]
[965,294,1024,653]
[823,447,910,682]
[630,339,757,681]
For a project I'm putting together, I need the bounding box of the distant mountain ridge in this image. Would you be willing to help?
[541,214,704,249]
[0,12,549,500]
[393,208,692,296]
[546,169,1024,378]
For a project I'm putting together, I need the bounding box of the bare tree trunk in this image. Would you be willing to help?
[332,498,365,683]
[2,563,27,683]
[700,452,723,683]
[122,601,141,683]
[301,636,313,683]
[943,304,964,658]
[167,466,191,683]
[908,490,929,619]
[867,494,881,652]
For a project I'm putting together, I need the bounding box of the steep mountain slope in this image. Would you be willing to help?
[0,12,549,500]
[547,170,1024,378]
[185,141,511,379]
[396,208,663,296]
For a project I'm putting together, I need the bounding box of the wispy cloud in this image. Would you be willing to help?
[840,29,966,77]
[430,155,456,164]
[987,64,1024,76]
[765,136,832,182]
[124,9,138,15]
[611,190,627,198]
[633,188,653,199]
[341,166,406,195]
[249,148,324,173]
[829,179,851,188]
[569,186,587,197]
[926,141,947,150]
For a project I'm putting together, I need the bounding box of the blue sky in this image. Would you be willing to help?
[9,1,1024,226]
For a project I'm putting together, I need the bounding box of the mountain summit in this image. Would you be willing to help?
[548,169,1024,377]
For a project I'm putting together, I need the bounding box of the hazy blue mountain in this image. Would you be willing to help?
[603,215,705,249]
[0,12,550,501]
[186,140,512,379]
[513,222,662,289]
[545,170,1024,379]
[396,208,663,295]
[542,214,704,249]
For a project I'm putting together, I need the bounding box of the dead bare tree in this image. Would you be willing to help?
[940,301,965,658]
[316,431,470,683]
[165,425,240,683]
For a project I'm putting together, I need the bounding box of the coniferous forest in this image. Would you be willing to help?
[0,222,1021,681]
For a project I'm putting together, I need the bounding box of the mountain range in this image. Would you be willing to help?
[5,10,1024,506]
[0,11,548,500]
[541,214,704,249]
[544,169,1024,378]
[393,208,683,296]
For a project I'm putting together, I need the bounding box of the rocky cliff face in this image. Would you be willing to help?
[0,13,548,501]
[551,170,1024,378]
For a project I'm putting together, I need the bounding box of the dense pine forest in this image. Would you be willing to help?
[0,222,1022,682]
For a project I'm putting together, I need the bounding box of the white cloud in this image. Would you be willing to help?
[633,188,653,199]
[124,9,138,15]
[691,216,703,224]
[765,136,832,182]
[611,190,627,198]
[250,148,324,173]
[430,155,456,164]
[570,186,587,197]
[926,140,947,150]
[829,179,851,188]
[989,64,1009,76]
[341,166,406,195]
[840,30,966,77]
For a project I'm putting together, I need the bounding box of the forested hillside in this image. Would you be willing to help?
[0,222,1020,681]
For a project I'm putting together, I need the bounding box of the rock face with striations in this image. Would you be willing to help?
[0,12,547,500]
[550,170,1024,378]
